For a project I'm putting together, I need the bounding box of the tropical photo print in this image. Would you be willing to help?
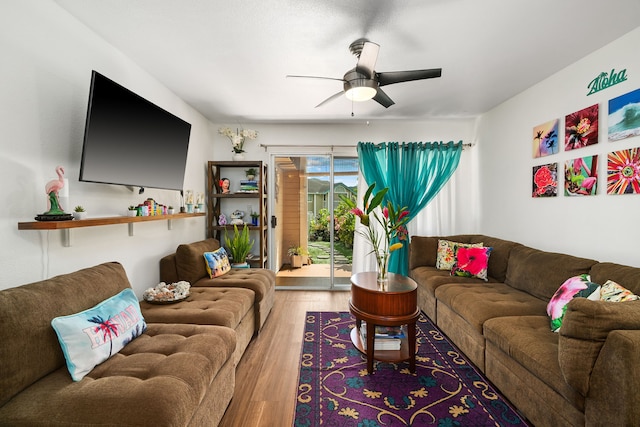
[533,163,558,197]
[565,104,599,151]
[608,88,640,142]
[607,147,640,194]
[565,155,598,196]
[533,119,559,158]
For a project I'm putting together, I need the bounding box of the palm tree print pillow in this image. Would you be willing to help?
[51,288,147,381]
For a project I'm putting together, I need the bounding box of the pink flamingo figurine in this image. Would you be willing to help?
[45,166,66,213]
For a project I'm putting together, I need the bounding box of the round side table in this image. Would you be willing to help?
[349,271,419,374]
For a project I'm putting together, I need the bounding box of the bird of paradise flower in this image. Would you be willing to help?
[88,315,120,357]
[607,147,640,194]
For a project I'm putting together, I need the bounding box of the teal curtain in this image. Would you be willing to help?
[358,141,463,275]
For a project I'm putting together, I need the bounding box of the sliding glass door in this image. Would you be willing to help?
[270,154,358,289]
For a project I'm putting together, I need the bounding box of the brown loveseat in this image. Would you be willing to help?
[0,262,237,426]
[409,235,640,427]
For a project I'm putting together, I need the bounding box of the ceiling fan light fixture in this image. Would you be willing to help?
[344,79,377,102]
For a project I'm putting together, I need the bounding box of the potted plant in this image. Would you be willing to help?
[73,205,87,220]
[127,205,138,217]
[225,224,254,268]
[288,245,308,268]
[250,211,259,226]
[245,168,258,181]
[167,206,175,215]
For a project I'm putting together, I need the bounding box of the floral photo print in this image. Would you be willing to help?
[533,119,559,158]
[533,163,558,197]
[565,155,598,196]
[565,104,599,151]
[607,147,640,194]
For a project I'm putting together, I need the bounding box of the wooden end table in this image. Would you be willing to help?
[349,271,419,374]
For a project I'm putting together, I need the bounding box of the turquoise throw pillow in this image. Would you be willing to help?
[51,288,147,381]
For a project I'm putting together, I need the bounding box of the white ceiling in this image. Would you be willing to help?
[55,0,640,124]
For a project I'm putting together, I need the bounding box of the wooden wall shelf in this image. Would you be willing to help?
[18,212,205,246]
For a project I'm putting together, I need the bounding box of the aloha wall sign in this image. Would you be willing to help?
[587,68,627,96]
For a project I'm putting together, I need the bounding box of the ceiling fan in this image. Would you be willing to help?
[287,38,442,108]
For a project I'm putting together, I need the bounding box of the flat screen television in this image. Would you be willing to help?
[79,70,192,192]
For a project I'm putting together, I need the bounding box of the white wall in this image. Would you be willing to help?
[477,27,640,268]
[0,1,214,293]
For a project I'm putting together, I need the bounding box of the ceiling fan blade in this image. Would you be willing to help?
[377,68,442,86]
[355,41,379,79]
[286,75,344,82]
[315,91,344,108]
[373,88,395,108]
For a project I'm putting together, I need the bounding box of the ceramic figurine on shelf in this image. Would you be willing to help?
[219,213,227,226]
[229,210,245,225]
[35,166,73,221]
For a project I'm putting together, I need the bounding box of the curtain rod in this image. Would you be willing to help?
[260,142,474,151]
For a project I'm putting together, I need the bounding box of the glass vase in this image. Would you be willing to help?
[375,249,390,289]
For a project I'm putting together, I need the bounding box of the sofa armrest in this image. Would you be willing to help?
[586,329,640,426]
[558,298,640,397]
[409,236,439,269]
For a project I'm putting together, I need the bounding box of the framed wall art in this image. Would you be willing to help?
[607,147,640,194]
[608,88,640,142]
[533,119,559,158]
[565,104,599,151]
[533,163,558,197]
[565,155,598,196]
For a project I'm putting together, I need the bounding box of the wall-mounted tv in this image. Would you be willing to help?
[79,70,192,192]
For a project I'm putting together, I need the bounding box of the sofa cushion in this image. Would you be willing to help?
[435,239,483,270]
[193,268,275,303]
[204,247,231,278]
[468,236,522,282]
[546,274,600,332]
[0,262,131,407]
[505,245,598,300]
[451,246,492,281]
[484,316,584,411]
[599,280,639,302]
[435,282,548,334]
[51,288,147,381]
[0,323,236,426]
[140,287,254,329]
[558,298,640,396]
[409,235,476,269]
[175,238,221,285]
[589,262,640,295]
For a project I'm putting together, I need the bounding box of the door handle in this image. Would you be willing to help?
[271,215,277,228]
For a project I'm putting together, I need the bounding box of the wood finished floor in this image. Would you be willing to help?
[218,290,351,427]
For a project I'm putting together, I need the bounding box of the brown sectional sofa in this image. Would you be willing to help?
[159,238,276,332]
[409,234,640,427]
[0,238,276,426]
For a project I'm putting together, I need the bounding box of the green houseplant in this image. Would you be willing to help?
[245,168,258,180]
[287,245,308,268]
[73,205,87,220]
[225,224,254,267]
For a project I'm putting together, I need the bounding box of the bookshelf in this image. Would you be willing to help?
[206,161,268,268]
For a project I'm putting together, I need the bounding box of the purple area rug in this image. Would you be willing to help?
[294,312,530,427]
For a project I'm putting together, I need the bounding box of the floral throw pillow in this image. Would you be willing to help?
[435,240,483,270]
[600,280,639,302]
[204,247,231,278]
[546,274,600,332]
[450,246,493,281]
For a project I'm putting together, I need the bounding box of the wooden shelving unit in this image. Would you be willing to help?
[207,161,268,268]
[18,212,205,246]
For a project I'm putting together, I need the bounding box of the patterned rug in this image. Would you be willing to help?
[294,312,530,427]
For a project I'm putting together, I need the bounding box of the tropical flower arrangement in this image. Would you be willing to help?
[344,183,409,283]
[218,126,258,153]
